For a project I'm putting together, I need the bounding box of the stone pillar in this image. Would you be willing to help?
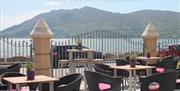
[30,18,53,76]
[141,23,159,57]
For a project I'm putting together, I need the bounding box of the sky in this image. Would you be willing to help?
[0,0,180,31]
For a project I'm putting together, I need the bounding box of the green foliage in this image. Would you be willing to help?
[144,48,151,53]
[2,7,180,38]
[128,52,137,61]
[75,37,82,45]
[177,60,180,69]
[26,61,34,70]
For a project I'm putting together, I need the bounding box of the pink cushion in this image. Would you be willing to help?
[149,84,160,91]
[176,79,180,84]
[20,87,27,91]
[156,67,165,73]
[98,83,111,91]
[9,87,28,91]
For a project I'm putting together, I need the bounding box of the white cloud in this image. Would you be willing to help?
[46,0,61,6]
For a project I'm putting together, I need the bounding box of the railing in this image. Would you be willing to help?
[0,36,33,74]
[0,37,32,59]
[157,38,180,57]
[0,31,179,77]
[51,30,143,77]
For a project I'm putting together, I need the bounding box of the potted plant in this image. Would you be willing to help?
[128,52,137,68]
[145,48,151,58]
[26,61,35,80]
[75,37,82,50]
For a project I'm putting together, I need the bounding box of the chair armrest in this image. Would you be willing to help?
[102,74,123,83]
[0,68,7,75]
[57,84,67,88]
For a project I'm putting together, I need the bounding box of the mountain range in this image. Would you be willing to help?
[2,7,180,38]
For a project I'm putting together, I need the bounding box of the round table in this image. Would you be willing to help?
[137,56,162,65]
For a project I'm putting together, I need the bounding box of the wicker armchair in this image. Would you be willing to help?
[149,56,178,74]
[84,71,123,91]
[140,71,178,91]
[42,73,82,91]
[0,63,21,75]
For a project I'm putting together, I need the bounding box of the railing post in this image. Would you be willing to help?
[30,18,53,76]
[141,22,159,59]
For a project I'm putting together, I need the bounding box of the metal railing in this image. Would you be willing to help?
[0,31,180,77]
[51,30,143,77]
[0,36,33,74]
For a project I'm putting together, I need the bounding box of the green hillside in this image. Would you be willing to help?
[2,7,180,38]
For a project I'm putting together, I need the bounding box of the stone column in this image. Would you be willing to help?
[141,23,159,57]
[30,18,53,76]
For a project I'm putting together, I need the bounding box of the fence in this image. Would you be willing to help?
[0,30,180,77]
[0,36,33,74]
[51,30,144,77]
[157,38,180,57]
[51,30,180,77]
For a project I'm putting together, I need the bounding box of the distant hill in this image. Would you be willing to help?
[2,7,180,38]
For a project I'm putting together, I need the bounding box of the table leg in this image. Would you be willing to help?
[88,61,93,71]
[9,83,12,90]
[149,69,152,75]
[114,69,117,77]
[86,62,89,71]
[16,84,20,91]
[69,52,75,74]
[129,70,133,91]
[146,59,149,65]
[147,69,152,76]
[60,62,63,77]
[87,52,92,59]
[133,70,137,91]
[39,83,42,91]
[69,62,75,74]
[49,82,54,91]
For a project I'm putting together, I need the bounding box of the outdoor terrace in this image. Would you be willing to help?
[0,19,179,91]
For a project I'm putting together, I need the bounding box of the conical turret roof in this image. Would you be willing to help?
[141,22,159,38]
[30,18,53,37]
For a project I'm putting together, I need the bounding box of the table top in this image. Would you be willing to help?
[67,49,94,52]
[3,75,58,84]
[59,59,103,63]
[112,65,155,71]
[137,56,162,60]
[111,58,124,60]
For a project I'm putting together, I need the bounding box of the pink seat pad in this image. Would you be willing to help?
[156,67,165,73]
[149,84,160,90]
[9,87,28,91]
[98,83,111,91]
[176,79,180,83]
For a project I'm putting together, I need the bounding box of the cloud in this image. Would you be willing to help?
[46,0,61,6]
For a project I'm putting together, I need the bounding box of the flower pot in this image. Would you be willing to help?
[77,43,82,50]
[129,60,136,68]
[147,52,151,58]
[27,70,35,80]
